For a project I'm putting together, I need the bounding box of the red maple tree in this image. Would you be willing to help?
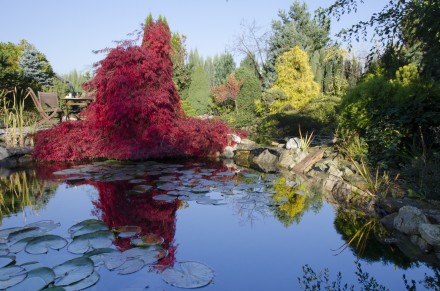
[33,17,242,161]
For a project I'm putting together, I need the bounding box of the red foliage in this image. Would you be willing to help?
[33,18,241,162]
[211,73,243,104]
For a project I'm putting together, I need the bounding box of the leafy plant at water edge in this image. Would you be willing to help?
[350,158,398,198]
[298,125,314,152]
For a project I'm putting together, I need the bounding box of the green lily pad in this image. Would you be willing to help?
[68,219,106,235]
[0,243,8,256]
[71,223,109,238]
[53,257,94,287]
[9,237,34,253]
[153,194,176,202]
[25,220,60,233]
[131,233,164,247]
[63,271,99,291]
[83,248,118,266]
[0,265,26,289]
[25,235,68,254]
[162,261,214,289]
[8,227,45,242]
[8,267,55,291]
[68,230,113,254]
[0,255,16,268]
[0,228,21,240]
[123,246,167,264]
[116,259,144,275]
[111,226,141,238]
[102,252,126,270]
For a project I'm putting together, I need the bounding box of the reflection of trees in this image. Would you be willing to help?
[91,181,180,269]
[334,208,412,268]
[0,169,57,222]
[272,177,323,227]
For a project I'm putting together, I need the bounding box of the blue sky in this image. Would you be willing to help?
[0,0,380,74]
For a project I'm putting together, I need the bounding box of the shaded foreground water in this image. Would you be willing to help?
[0,160,438,290]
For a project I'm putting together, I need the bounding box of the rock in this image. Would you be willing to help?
[393,206,429,235]
[285,137,302,150]
[380,213,398,229]
[278,149,297,169]
[233,150,251,168]
[252,149,279,173]
[220,145,236,159]
[328,165,343,178]
[410,235,433,253]
[236,139,256,150]
[419,224,440,247]
[291,149,324,173]
[0,147,9,160]
[227,134,241,144]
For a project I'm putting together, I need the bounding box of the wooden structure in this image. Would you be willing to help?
[61,97,94,120]
[27,88,63,128]
[291,148,324,173]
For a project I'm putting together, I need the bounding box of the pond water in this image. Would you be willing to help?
[0,160,438,290]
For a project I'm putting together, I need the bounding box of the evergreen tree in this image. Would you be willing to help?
[0,42,24,90]
[203,56,216,88]
[186,65,213,115]
[234,66,261,126]
[263,1,330,88]
[213,52,235,86]
[271,46,320,112]
[188,49,204,72]
[170,33,191,99]
[19,41,54,89]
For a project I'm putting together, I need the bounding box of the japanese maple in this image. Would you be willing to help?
[211,73,243,113]
[33,17,241,161]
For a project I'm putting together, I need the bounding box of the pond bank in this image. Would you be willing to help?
[223,136,440,267]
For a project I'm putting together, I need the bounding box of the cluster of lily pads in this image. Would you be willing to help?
[54,161,280,209]
[0,219,214,289]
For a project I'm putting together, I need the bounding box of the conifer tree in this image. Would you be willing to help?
[271,46,320,112]
[186,65,213,115]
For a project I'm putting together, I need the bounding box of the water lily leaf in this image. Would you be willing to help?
[71,223,109,238]
[83,248,118,266]
[65,176,86,183]
[53,257,94,287]
[102,252,126,270]
[25,235,68,254]
[123,246,166,264]
[157,183,176,191]
[63,271,99,291]
[112,226,141,238]
[191,187,210,193]
[8,227,45,242]
[0,227,22,240]
[25,220,60,233]
[132,184,153,192]
[116,259,144,275]
[68,231,113,254]
[8,267,55,291]
[152,194,176,202]
[68,219,106,235]
[162,261,214,289]
[128,179,147,184]
[0,255,16,268]
[0,265,26,288]
[9,237,34,253]
[0,243,8,256]
[131,233,164,247]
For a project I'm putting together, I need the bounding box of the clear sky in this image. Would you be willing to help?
[0,0,380,75]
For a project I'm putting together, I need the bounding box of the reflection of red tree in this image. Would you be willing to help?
[91,181,179,269]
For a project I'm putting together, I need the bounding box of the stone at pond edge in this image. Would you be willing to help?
[419,224,440,247]
[285,137,302,149]
[410,235,433,253]
[393,206,429,235]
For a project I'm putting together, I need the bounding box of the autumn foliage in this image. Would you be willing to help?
[33,17,238,161]
[211,73,243,113]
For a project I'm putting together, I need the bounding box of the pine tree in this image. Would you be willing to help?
[271,46,320,112]
[19,42,54,89]
[213,52,235,86]
[186,65,213,115]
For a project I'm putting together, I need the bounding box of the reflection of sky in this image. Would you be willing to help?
[0,170,436,290]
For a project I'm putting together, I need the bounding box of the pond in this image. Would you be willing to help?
[0,160,438,290]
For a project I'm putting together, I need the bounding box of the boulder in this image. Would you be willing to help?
[419,223,440,247]
[0,147,9,160]
[227,134,241,144]
[393,206,429,235]
[252,149,279,173]
[233,149,252,168]
[285,137,302,150]
[220,145,236,159]
[410,235,433,253]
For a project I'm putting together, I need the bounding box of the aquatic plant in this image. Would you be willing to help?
[33,17,240,161]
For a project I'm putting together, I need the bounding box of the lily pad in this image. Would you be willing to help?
[0,243,8,256]
[8,267,55,291]
[71,223,109,238]
[0,265,26,288]
[7,227,44,242]
[68,230,114,254]
[111,226,141,238]
[0,255,16,268]
[25,220,60,233]
[116,259,144,275]
[68,219,106,235]
[152,194,176,202]
[0,228,22,240]
[63,272,99,291]
[25,235,68,254]
[131,233,164,247]
[162,261,214,289]
[123,246,167,264]
[53,257,94,287]
[102,252,126,270]
[9,237,35,253]
[84,248,118,266]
